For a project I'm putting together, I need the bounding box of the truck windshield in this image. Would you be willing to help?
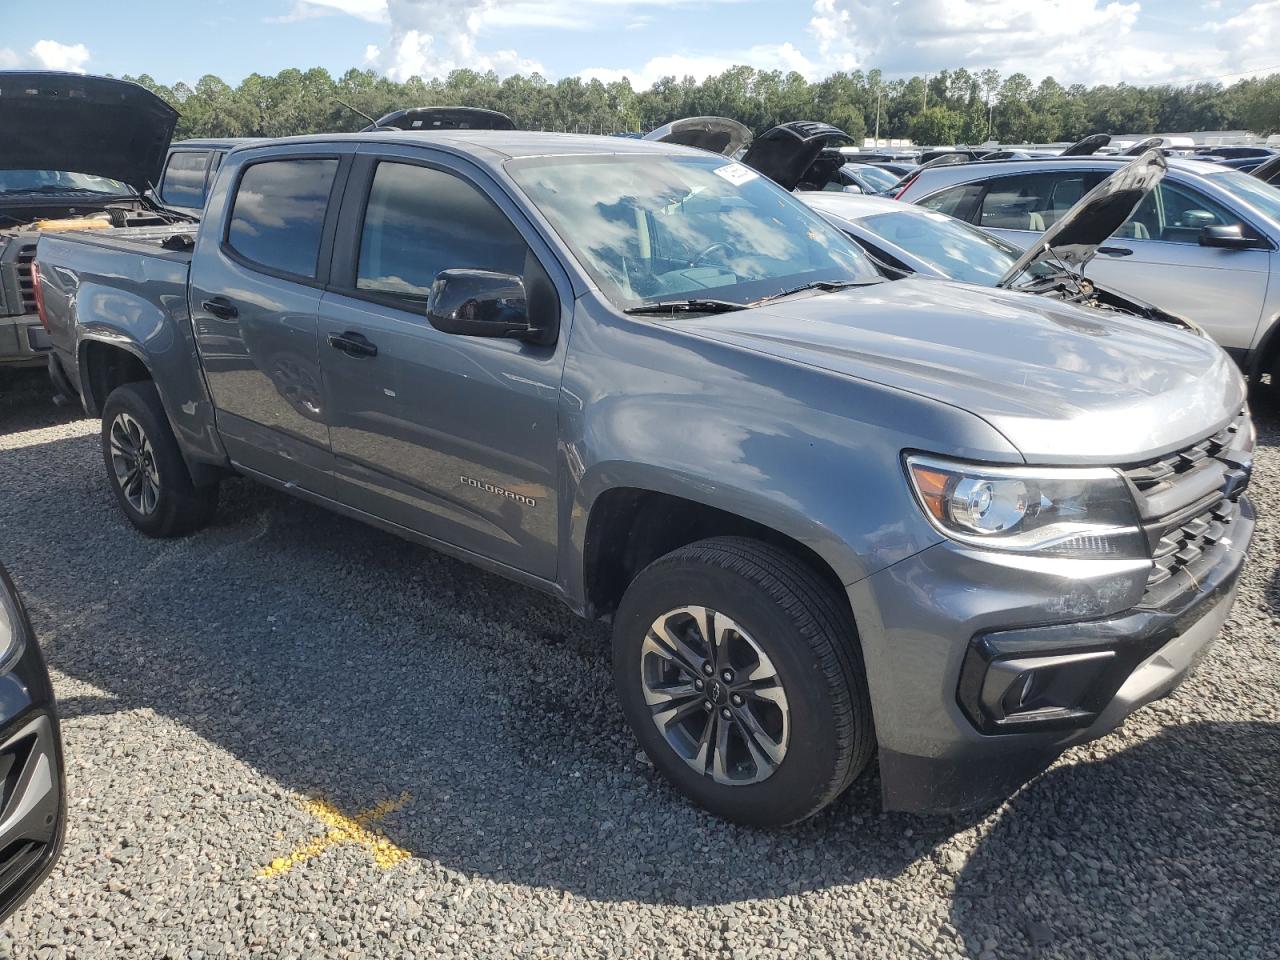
[507,153,880,310]
[0,170,134,196]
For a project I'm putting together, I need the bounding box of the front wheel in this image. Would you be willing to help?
[612,537,875,826]
[100,381,218,538]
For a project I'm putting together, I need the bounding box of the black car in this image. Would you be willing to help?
[0,564,64,922]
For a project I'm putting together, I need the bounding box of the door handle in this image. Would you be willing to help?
[327,331,378,358]
[1097,246,1133,257]
[201,297,238,319]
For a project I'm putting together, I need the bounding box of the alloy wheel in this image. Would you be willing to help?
[108,412,161,516]
[640,605,790,785]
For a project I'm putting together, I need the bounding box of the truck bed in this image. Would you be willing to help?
[34,223,198,264]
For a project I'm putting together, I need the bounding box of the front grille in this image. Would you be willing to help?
[15,244,36,314]
[1122,408,1252,607]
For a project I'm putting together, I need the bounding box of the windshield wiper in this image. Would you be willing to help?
[750,279,873,306]
[624,298,748,316]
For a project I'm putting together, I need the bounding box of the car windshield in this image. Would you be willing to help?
[855,208,1019,285]
[845,164,899,192]
[0,169,134,196]
[507,153,879,309]
[1205,169,1280,224]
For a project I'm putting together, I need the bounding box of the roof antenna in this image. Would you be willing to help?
[332,97,378,128]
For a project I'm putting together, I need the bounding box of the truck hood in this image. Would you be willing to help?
[680,278,1243,462]
[362,106,515,132]
[0,72,177,193]
[997,149,1166,289]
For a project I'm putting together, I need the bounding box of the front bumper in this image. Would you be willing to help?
[0,313,51,367]
[0,572,64,923]
[848,494,1254,815]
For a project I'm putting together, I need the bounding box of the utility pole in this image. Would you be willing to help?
[923,74,929,111]
[874,86,881,147]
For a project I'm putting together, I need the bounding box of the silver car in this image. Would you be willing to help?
[895,156,1280,383]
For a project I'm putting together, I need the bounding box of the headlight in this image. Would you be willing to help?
[905,454,1145,558]
[0,578,27,674]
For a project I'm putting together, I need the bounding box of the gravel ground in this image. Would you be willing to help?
[0,365,1276,960]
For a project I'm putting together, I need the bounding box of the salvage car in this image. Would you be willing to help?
[0,564,65,922]
[801,150,1196,327]
[0,71,191,375]
[154,138,261,213]
[895,152,1280,386]
[36,131,1254,825]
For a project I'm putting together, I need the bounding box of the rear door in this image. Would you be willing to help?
[972,170,1107,243]
[190,142,354,495]
[1082,178,1270,352]
[314,145,572,579]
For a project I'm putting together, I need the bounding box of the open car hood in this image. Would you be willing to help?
[0,71,177,193]
[739,120,852,191]
[362,106,515,132]
[997,149,1167,289]
[1251,154,1280,185]
[643,116,751,157]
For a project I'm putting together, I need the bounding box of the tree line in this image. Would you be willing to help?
[124,65,1280,146]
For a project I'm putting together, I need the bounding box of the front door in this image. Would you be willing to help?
[316,150,569,579]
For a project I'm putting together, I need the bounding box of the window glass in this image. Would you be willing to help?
[918,184,982,220]
[227,158,338,278]
[845,164,898,192]
[977,172,1096,231]
[1206,169,1280,224]
[1122,182,1237,243]
[356,162,528,300]
[855,209,1018,286]
[160,152,209,207]
[508,155,878,308]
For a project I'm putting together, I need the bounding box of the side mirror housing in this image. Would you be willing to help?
[1199,224,1265,250]
[426,269,555,344]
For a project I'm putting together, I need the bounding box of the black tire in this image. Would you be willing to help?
[612,536,875,826]
[100,381,218,537]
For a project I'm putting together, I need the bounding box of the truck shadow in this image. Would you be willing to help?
[2,389,1277,916]
[0,368,79,432]
[951,720,1280,959]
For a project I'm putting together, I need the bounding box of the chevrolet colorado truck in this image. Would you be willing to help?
[36,131,1256,825]
[1,71,190,377]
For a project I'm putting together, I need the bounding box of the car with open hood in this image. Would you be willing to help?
[0,71,190,373]
[34,129,1255,826]
[894,148,1280,389]
[801,150,1195,328]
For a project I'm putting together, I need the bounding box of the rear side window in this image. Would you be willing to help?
[977,172,1100,230]
[355,162,528,301]
[160,152,209,208]
[918,184,982,221]
[227,158,338,279]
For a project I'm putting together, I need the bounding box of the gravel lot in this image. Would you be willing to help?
[0,366,1276,960]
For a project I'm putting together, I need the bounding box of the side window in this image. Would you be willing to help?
[918,184,982,222]
[356,162,528,301]
[160,152,209,208]
[1121,182,1237,243]
[227,158,339,279]
[978,172,1099,231]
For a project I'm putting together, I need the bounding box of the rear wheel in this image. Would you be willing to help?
[612,536,874,826]
[100,382,218,537]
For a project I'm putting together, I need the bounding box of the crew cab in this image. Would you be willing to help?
[36,132,1255,825]
[0,71,191,374]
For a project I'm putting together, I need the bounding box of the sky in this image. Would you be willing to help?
[1,0,1278,90]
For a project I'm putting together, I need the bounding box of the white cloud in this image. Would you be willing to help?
[0,40,91,73]
[581,42,817,87]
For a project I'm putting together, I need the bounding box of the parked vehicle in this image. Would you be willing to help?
[359,106,515,132]
[799,150,1195,327]
[643,116,750,157]
[0,564,65,922]
[895,153,1280,385]
[37,131,1255,825]
[825,162,901,194]
[155,138,261,213]
[0,71,189,373]
[1252,154,1280,185]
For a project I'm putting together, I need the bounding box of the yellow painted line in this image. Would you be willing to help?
[260,792,413,879]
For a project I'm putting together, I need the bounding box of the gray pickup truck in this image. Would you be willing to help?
[36,131,1256,825]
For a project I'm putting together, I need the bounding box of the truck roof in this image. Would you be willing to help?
[234,130,703,163]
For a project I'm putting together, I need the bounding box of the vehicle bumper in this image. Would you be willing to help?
[0,313,51,367]
[0,576,64,923]
[847,495,1254,815]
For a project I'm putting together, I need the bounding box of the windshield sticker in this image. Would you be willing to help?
[713,163,759,186]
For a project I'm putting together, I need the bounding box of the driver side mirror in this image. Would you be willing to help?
[426,269,556,345]
[1199,224,1265,250]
